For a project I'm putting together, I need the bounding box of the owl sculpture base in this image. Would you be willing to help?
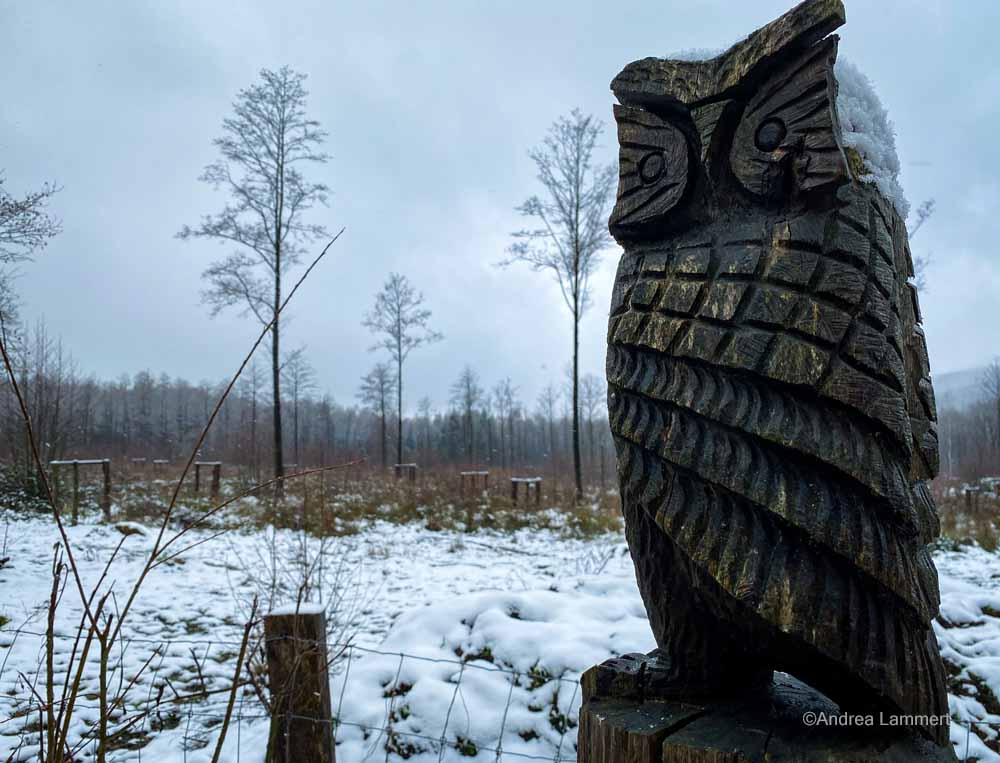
[580,0,957,760]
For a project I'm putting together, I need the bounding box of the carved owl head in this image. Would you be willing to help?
[608,0,852,241]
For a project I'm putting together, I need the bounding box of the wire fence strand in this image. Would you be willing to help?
[0,626,583,762]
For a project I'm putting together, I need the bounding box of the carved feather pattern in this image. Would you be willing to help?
[607,182,949,744]
[729,37,849,198]
[609,105,689,232]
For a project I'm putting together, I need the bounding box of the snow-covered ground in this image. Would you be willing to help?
[2,506,1000,762]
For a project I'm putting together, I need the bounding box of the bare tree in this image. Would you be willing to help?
[234,359,266,482]
[357,363,396,468]
[580,373,605,487]
[908,198,934,292]
[363,273,442,464]
[416,396,434,464]
[537,383,559,473]
[983,359,1000,456]
[493,378,517,470]
[281,347,316,467]
[450,365,482,461]
[501,109,616,501]
[178,66,330,495]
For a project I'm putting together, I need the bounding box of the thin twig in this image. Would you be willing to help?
[211,598,258,763]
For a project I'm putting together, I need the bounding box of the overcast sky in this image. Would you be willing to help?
[3,0,998,413]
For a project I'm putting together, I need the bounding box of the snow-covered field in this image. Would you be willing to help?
[2,506,1000,762]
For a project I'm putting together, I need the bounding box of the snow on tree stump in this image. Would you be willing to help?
[578,653,957,762]
[264,605,335,763]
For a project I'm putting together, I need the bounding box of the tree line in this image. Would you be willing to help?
[938,359,1000,483]
[0,317,614,489]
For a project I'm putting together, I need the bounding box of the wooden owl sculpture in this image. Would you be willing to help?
[606,0,949,746]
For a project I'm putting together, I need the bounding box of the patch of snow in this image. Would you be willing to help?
[4,507,1000,761]
[268,601,326,616]
[834,57,909,218]
[665,46,727,62]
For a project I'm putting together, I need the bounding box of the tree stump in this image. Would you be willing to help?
[578,653,958,762]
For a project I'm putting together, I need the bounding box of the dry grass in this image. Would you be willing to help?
[104,463,624,540]
[938,491,1000,552]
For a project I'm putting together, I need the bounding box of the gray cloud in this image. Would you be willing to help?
[2,0,998,411]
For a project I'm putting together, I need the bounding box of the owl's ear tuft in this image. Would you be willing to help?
[729,36,850,200]
[609,105,690,239]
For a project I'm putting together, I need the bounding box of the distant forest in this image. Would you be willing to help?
[0,319,613,486]
[4,316,998,490]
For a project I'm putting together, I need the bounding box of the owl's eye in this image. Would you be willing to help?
[609,104,688,235]
[755,118,787,152]
[638,152,666,184]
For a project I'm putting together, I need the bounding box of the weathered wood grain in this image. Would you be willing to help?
[602,0,951,756]
[264,609,335,763]
[579,671,958,762]
[611,0,846,108]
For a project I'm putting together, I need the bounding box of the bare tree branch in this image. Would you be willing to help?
[0,176,62,263]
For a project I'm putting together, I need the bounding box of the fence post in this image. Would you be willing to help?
[194,463,202,494]
[264,607,336,763]
[511,478,518,504]
[72,461,80,525]
[535,478,542,507]
[101,459,111,521]
[211,463,221,501]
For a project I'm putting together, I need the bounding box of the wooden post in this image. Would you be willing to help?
[211,463,221,501]
[535,478,542,507]
[194,463,202,494]
[511,478,519,504]
[101,459,111,521]
[577,654,956,762]
[51,462,61,507]
[264,607,336,763]
[72,462,80,525]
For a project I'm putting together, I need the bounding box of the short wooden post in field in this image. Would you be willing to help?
[394,463,417,484]
[193,461,222,497]
[264,606,335,763]
[210,462,221,500]
[72,462,80,524]
[100,459,111,521]
[50,458,111,523]
[460,470,489,495]
[511,477,542,507]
